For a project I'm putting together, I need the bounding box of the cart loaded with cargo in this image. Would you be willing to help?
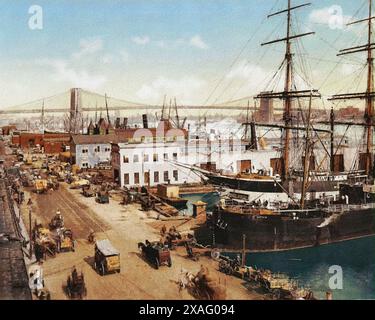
[94,239,121,275]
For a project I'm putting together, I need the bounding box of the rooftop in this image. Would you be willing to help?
[71,134,118,145]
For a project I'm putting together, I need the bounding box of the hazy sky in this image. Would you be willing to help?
[0,0,372,109]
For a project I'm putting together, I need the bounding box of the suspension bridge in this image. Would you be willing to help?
[0,88,285,116]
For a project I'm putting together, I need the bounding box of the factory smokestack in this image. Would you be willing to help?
[123,118,128,129]
[142,114,149,129]
[115,118,121,129]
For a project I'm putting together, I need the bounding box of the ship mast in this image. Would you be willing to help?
[256,0,319,179]
[41,99,45,133]
[284,0,293,179]
[105,93,110,124]
[300,92,313,209]
[330,0,375,178]
[330,107,335,172]
[366,0,374,176]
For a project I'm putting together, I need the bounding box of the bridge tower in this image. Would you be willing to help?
[69,88,81,133]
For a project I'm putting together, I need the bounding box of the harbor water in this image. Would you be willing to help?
[182,192,375,300]
[180,192,220,216]
[240,236,375,300]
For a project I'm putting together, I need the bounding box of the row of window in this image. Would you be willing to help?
[123,170,179,185]
[123,152,178,164]
[81,146,111,154]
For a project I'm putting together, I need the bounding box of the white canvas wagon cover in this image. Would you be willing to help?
[95,239,120,256]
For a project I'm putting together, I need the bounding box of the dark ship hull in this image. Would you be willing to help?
[205,172,344,194]
[195,206,375,252]
[206,174,283,193]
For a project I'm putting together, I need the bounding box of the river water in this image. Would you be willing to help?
[181,192,375,300]
[242,236,375,300]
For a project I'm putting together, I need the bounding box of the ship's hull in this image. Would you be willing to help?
[206,174,282,193]
[195,207,375,252]
[205,173,342,194]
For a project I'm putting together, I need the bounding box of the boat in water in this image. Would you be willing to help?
[193,0,375,252]
[207,184,375,251]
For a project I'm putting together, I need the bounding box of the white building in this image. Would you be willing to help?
[112,141,200,187]
[70,134,116,169]
[111,134,279,188]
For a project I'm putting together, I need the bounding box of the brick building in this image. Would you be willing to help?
[11,132,70,154]
[1,125,17,136]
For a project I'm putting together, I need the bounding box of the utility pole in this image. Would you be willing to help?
[27,198,33,259]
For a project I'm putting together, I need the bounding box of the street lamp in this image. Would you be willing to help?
[27,198,33,259]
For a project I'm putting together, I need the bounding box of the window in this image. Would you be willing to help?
[164,171,169,182]
[173,170,178,181]
[134,172,140,184]
[123,156,129,163]
[144,154,149,162]
[144,171,150,185]
[154,171,159,183]
[153,153,158,162]
[95,146,100,153]
[163,153,168,160]
[124,173,129,185]
[105,147,111,152]
[133,154,139,163]
[82,163,88,168]
[82,148,88,154]
[173,153,178,161]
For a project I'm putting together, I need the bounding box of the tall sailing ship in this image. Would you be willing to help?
[194,0,375,251]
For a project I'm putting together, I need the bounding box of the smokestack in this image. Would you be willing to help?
[123,118,128,129]
[115,118,121,129]
[142,114,149,129]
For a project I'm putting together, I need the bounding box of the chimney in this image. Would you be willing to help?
[142,114,149,129]
[123,118,128,129]
[115,118,121,129]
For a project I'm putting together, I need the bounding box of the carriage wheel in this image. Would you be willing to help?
[100,263,105,276]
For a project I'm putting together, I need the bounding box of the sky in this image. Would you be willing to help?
[0,0,372,109]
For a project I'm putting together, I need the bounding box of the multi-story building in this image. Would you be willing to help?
[70,134,116,169]
[112,141,196,187]
[111,119,282,187]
